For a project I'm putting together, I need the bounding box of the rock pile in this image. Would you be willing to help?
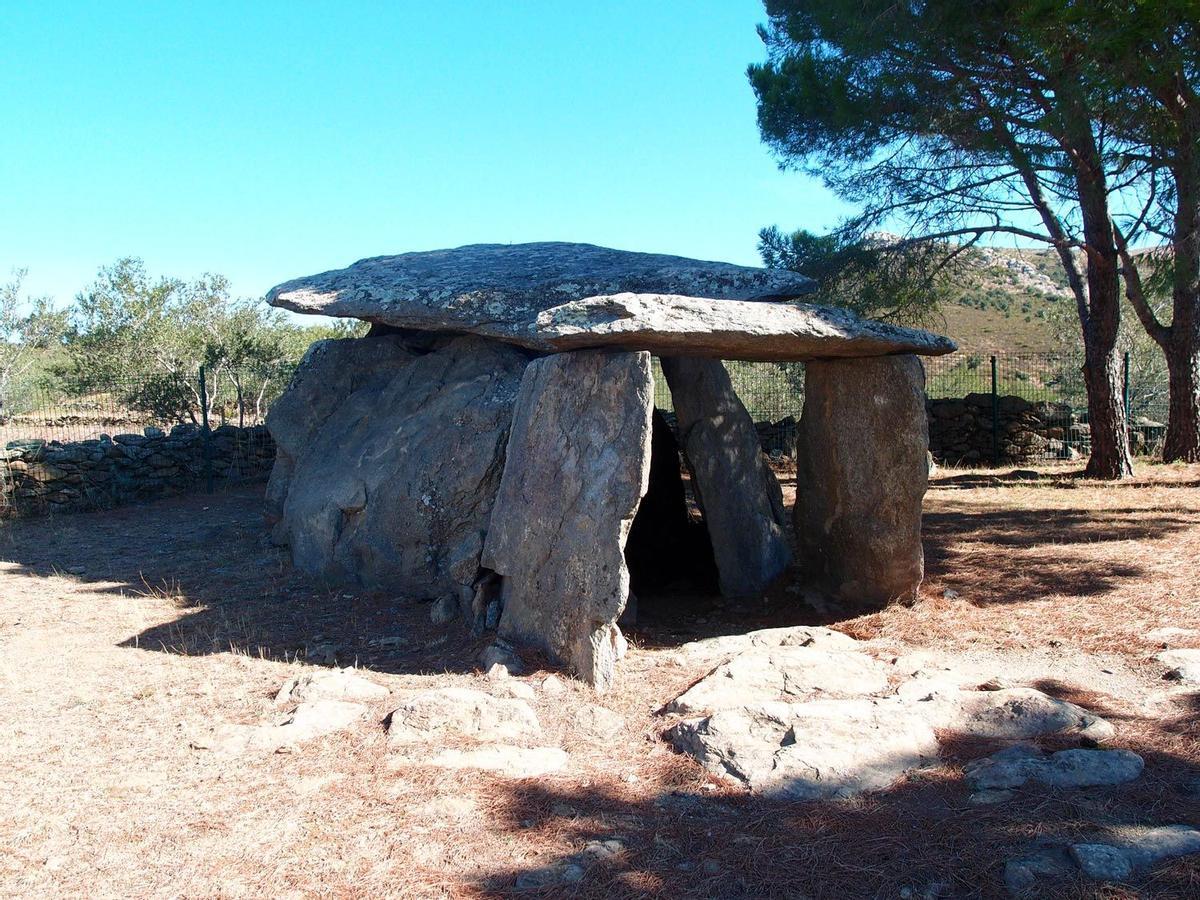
[927,394,1166,465]
[926,395,1083,464]
[265,242,956,689]
[1,423,273,515]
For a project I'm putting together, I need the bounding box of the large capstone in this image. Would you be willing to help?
[481,349,654,690]
[268,335,531,597]
[794,354,929,607]
[268,242,956,361]
[661,357,791,597]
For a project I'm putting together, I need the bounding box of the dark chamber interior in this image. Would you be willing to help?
[624,410,719,614]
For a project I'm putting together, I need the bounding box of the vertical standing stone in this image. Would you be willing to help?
[481,349,654,691]
[264,335,416,533]
[660,357,791,597]
[795,354,928,607]
[270,336,530,596]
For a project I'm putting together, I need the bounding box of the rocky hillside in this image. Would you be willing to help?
[930,246,1073,353]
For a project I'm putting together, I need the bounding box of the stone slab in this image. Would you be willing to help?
[268,242,956,361]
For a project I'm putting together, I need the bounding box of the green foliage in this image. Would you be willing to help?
[758,227,956,325]
[0,270,69,417]
[0,258,366,424]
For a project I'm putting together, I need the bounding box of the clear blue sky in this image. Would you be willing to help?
[2,1,848,308]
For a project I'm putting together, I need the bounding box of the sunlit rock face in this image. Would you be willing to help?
[268,242,956,361]
[265,242,953,688]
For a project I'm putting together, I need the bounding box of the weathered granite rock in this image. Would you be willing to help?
[201,699,368,754]
[268,242,957,361]
[1071,826,1200,880]
[669,698,941,800]
[675,625,863,661]
[1156,648,1200,684]
[385,687,541,744]
[964,745,1144,792]
[665,632,1121,800]
[482,350,654,691]
[661,357,791,596]
[795,355,929,607]
[937,688,1117,742]
[1007,826,1200,891]
[271,336,530,596]
[264,335,415,530]
[665,645,890,716]
[274,668,390,705]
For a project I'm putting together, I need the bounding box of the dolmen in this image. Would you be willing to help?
[264,242,955,690]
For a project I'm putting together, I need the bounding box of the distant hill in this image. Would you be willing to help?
[925,246,1072,354]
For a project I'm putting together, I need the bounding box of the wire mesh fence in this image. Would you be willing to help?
[652,352,1171,465]
[0,366,291,516]
[0,350,1177,516]
[923,352,1169,462]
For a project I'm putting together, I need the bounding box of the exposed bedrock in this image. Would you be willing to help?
[660,357,791,597]
[267,335,532,597]
[795,354,928,607]
[481,349,654,691]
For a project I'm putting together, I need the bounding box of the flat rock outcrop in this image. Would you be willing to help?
[385,687,541,744]
[268,242,956,361]
[664,628,1125,800]
[964,745,1144,792]
[795,354,929,606]
[482,350,654,691]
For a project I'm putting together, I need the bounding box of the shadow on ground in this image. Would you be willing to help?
[0,485,499,676]
[1,470,1195,665]
[3,482,1200,896]
[465,734,1200,898]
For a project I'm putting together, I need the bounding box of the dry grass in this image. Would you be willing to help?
[0,465,1197,898]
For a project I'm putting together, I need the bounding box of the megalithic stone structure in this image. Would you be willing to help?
[480,350,654,691]
[263,242,955,688]
[660,356,791,597]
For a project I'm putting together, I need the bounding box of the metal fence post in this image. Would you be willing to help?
[990,355,1000,466]
[199,365,214,494]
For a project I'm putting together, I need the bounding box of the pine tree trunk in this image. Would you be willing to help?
[1162,334,1200,463]
[1082,342,1134,479]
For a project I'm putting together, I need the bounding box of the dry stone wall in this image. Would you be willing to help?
[926,394,1083,465]
[1,423,274,516]
[927,394,1165,465]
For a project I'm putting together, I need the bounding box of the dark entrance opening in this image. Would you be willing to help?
[624,410,719,621]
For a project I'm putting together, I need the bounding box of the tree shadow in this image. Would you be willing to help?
[931,469,1200,491]
[4,484,1199,895]
[917,504,1199,607]
[465,732,1200,898]
[0,486,491,676]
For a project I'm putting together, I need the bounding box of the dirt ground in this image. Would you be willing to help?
[1,463,1198,898]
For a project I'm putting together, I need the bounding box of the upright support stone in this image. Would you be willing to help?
[271,336,530,596]
[264,335,416,534]
[660,357,791,597]
[481,350,654,691]
[795,354,928,607]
